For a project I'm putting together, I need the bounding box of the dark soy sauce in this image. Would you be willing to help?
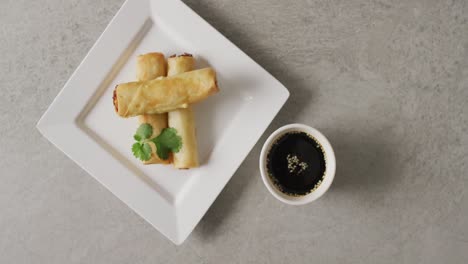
[266,132,326,196]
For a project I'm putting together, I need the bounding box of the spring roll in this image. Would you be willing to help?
[113,68,218,117]
[135,52,170,164]
[167,54,199,169]
[136,52,166,81]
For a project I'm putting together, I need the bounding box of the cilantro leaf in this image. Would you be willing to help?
[132,142,152,161]
[142,143,152,160]
[152,127,182,160]
[156,128,183,152]
[131,125,181,162]
[132,142,144,159]
[154,141,170,160]
[134,123,153,142]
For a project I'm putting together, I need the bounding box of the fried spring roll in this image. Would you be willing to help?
[167,54,199,169]
[135,52,169,164]
[136,52,166,81]
[113,68,218,117]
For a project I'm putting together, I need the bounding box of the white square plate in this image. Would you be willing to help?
[37,0,289,244]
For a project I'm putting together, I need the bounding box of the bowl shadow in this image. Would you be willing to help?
[325,127,400,195]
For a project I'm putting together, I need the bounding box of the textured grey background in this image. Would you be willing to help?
[1,0,467,263]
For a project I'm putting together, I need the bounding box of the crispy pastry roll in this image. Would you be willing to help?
[135,52,169,164]
[113,68,218,117]
[167,54,199,169]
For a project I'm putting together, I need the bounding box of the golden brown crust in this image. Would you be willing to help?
[135,52,170,165]
[167,55,199,169]
[167,55,195,77]
[136,53,166,81]
[114,68,218,117]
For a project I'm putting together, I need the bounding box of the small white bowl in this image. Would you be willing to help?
[259,124,336,205]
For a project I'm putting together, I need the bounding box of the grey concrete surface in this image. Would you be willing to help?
[1,0,468,263]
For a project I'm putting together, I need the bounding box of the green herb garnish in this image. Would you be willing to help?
[132,124,182,161]
[134,123,153,141]
[153,128,183,160]
[132,141,152,161]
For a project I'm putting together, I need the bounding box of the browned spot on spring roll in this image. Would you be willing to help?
[113,88,118,113]
[169,53,193,58]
